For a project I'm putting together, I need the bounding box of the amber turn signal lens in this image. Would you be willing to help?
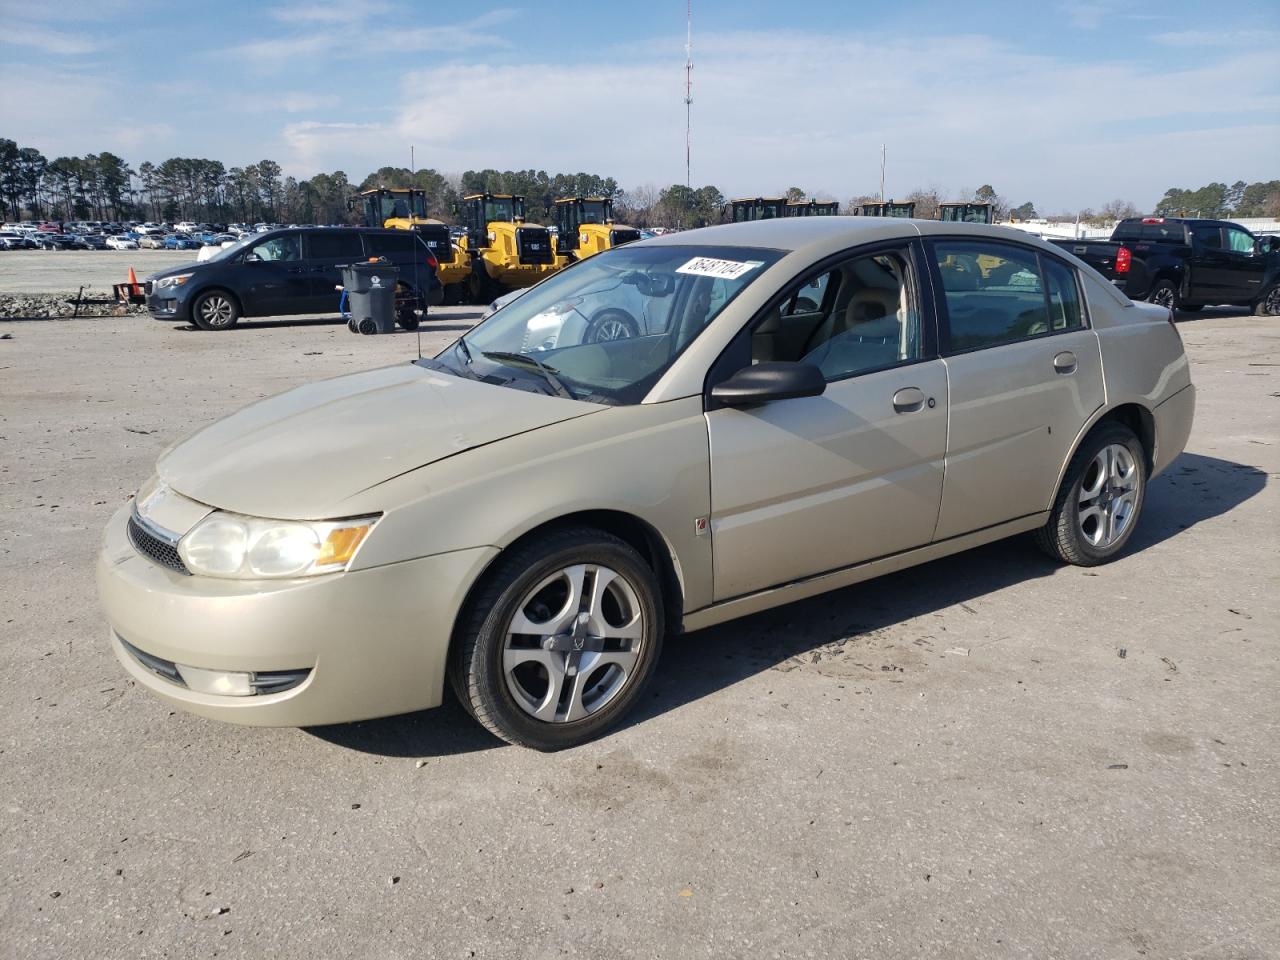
[317,525,373,568]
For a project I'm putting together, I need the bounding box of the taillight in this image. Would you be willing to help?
[426,254,438,269]
[1115,247,1131,273]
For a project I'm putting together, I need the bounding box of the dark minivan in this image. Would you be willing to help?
[146,227,443,330]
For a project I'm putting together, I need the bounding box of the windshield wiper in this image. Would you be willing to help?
[481,351,574,400]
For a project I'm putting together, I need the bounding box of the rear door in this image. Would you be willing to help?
[303,230,366,314]
[705,241,948,600]
[928,238,1105,540]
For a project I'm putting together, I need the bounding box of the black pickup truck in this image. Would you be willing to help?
[1051,217,1280,315]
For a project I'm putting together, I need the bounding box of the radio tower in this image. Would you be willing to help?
[684,0,693,190]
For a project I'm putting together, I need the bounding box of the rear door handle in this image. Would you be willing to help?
[1053,351,1077,375]
[892,387,926,413]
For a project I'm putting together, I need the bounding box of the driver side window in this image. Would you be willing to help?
[1225,227,1255,254]
[750,248,920,381]
[249,234,301,262]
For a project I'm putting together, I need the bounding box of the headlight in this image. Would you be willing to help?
[177,512,379,579]
[154,273,192,289]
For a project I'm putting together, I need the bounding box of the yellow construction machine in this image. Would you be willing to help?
[785,199,840,216]
[726,197,790,222]
[938,202,994,224]
[551,197,640,267]
[456,193,558,303]
[858,200,916,218]
[349,187,470,292]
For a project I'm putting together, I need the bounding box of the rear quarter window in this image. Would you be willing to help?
[364,232,417,256]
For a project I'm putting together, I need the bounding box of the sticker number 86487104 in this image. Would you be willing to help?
[675,257,764,280]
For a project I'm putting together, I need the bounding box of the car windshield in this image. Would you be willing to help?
[425,243,784,406]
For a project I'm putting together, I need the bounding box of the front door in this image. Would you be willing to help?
[239,233,308,317]
[705,243,948,601]
[1217,225,1269,303]
[927,238,1106,540]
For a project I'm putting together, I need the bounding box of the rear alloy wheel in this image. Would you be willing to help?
[585,308,639,343]
[191,290,239,330]
[1256,285,1280,317]
[1035,422,1146,566]
[1148,280,1180,312]
[450,527,663,750]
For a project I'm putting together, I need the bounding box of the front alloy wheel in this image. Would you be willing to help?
[192,291,239,330]
[451,527,663,750]
[1256,285,1280,317]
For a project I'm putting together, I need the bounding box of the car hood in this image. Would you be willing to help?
[148,260,203,281]
[158,363,603,519]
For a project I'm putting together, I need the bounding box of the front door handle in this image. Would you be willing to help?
[1053,351,1077,375]
[892,386,926,413]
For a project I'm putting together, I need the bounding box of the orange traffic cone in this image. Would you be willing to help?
[126,266,142,298]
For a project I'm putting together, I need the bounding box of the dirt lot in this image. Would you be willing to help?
[1,307,1277,959]
[0,249,198,296]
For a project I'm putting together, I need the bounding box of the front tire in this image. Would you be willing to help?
[191,290,240,330]
[449,527,664,750]
[1034,422,1146,566]
[585,308,639,343]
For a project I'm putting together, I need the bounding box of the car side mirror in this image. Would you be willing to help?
[710,361,826,408]
[244,253,261,262]
[1257,237,1276,255]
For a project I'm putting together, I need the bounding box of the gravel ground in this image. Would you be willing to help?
[0,249,197,296]
[1,307,1277,959]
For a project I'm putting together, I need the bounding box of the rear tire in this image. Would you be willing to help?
[1256,284,1280,317]
[1148,279,1180,312]
[1034,422,1146,566]
[449,527,664,750]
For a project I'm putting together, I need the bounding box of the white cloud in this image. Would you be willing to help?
[1154,29,1280,47]
[224,9,515,69]
[1,21,105,55]
[264,29,1278,210]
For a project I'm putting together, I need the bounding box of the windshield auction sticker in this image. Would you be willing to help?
[675,257,764,280]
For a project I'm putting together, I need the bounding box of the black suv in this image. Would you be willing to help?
[146,227,443,330]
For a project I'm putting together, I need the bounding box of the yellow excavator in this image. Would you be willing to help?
[726,197,790,222]
[552,197,640,268]
[938,202,994,224]
[456,193,558,304]
[349,187,470,293]
[858,200,916,218]
[785,199,840,216]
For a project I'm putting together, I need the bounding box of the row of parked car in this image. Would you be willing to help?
[0,220,298,252]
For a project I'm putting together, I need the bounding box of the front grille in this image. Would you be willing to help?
[412,223,455,263]
[516,227,553,265]
[610,228,641,247]
[127,511,190,575]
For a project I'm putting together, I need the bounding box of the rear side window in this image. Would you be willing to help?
[307,231,363,260]
[365,232,416,256]
[1190,225,1222,250]
[933,242,1086,351]
[1043,258,1084,331]
[1112,221,1142,242]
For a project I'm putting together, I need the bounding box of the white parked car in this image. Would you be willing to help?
[106,236,139,250]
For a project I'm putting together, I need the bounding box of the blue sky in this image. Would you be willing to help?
[1,0,1277,211]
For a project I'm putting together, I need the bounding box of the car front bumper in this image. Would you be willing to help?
[97,503,497,727]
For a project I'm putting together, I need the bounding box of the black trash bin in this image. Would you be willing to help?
[340,260,400,335]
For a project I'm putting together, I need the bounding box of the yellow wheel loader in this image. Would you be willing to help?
[857,200,916,218]
[349,187,470,296]
[551,197,640,267]
[456,193,558,304]
[938,202,994,224]
[785,199,840,216]
[726,197,789,222]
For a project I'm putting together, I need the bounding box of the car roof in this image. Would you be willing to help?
[639,216,1052,254]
